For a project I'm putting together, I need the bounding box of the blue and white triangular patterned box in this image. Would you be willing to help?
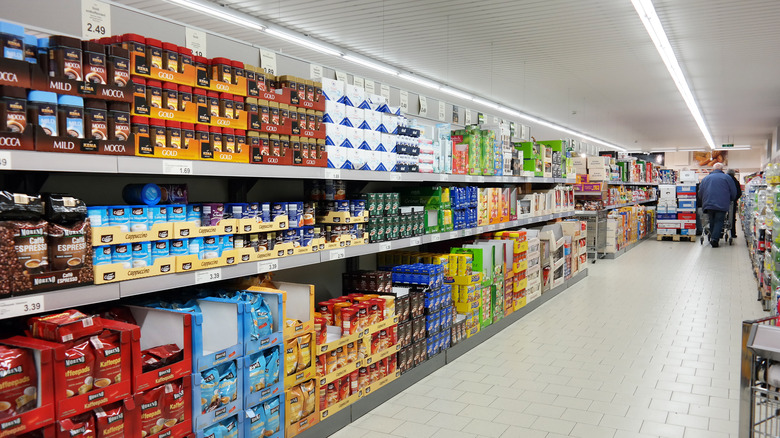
[382,114,399,135]
[364,130,381,151]
[358,108,372,130]
[378,133,394,152]
[346,106,364,130]
[343,84,364,108]
[367,151,382,171]
[347,127,367,151]
[347,149,365,171]
[391,106,402,116]
[324,100,345,125]
[364,109,381,131]
[326,145,345,168]
[322,77,345,102]
[325,123,347,147]
[381,152,397,172]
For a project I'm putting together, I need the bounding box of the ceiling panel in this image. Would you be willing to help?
[113,0,780,152]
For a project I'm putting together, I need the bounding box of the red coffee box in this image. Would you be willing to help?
[0,336,56,438]
[128,377,192,438]
[26,317,134,419]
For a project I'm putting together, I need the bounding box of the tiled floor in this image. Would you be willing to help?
[331,237,764,437]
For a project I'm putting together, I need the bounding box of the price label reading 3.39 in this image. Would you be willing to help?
[257,259,279,273]
[195,268,222,284]
[0,295,44,319]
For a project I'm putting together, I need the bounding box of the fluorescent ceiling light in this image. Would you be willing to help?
[399,73,440,90]
[631,0,715,150]
[440,87,473,101]
[163,0,265,30]
[264,28,343,57]
[342,55,399,76]
[678,148,704,151]
[472,97,500,110]
[715,147,751,151]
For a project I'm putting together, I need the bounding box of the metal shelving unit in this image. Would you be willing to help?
[0,211,578,319]
[296,268,589,438]
[2,150,572,184]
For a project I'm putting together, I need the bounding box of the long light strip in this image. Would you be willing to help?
[162,0,627,152]
[164,0,265,30]
[342,55,399,76]
[264,28,343,57]
[631,0,715,150]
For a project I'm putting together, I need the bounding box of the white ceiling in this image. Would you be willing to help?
[115,0,780,152]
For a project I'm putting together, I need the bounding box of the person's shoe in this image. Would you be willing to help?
[732,234,738,238]
[711,240,719,248]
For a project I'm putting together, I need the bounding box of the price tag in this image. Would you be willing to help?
[329,249,346,261]
[195,268,222,284]
[409,237,422,246]
[309,64,323,80]
[400,90,409,113]
[430,234,441,242]
[439,174,449,182]
[449,231,460,239]
[476,226,484,234]
[324,168,341,180]
[162,160,193,175]
[0,295,44,319]
[365,80,375,95]
[380,84,390,100]
[353,76,365,88]
[260,50,278,76]
[477,176,485,183]
[465,175,474,183]
[379,242,392,252]
[419,96,428,117]
[335,70,348,83]
[465,110,473,125]
[257,259,279,273]
[438,101,446,121]
[391,173,402,181]
[185,27,207,57]
[493,116,499,124]
[81,0,111,40]
[0,151,11,170]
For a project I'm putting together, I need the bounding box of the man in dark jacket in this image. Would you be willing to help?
[699,163,737,247]
[726,169,742,238]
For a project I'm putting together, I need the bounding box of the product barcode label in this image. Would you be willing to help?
[409,237,422,246]
[379,242,392,252]
[329,249,346,261]
[449,231,460,239]
[430,234,441,242]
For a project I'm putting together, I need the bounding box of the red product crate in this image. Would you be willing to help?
[120,307,193,393]
[25,317,135,419]
[128,377,193,438]
[0,336,57,438]
[677,213,696,221]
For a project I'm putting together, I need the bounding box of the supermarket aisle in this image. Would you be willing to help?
[334,239,763,438]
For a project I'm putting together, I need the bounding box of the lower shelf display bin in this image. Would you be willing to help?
[244,393,285,438]
[192,359,244,432]
[243,345,284,408]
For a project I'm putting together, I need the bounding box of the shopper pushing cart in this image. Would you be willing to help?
[699,162,738,247]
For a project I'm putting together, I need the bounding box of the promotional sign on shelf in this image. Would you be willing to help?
[185,27,207,57]
[438,101,446,122]
[336,70,348,83]
[419,96,428,117]
[400,90,409,112]
[81,0,112,40]
[365,79,375,94]
[260,49,278,76]
[380,84,390,101]
[353,76,364,88]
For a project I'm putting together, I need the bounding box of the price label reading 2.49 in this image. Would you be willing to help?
[81,0,112,40]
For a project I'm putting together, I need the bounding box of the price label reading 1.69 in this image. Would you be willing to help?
[163,160,194,175]
[0,151,11,170]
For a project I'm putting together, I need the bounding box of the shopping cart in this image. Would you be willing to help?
[741,316,780,437]
[700,202,735,246]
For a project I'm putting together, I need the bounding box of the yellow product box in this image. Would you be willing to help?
[235,215,289,234]
[284,333,316,389]
[173,219,237,238]
[94,256,176,284]
[359,371,400,398]
[514,296,527,311]
[445,273,482,285]
[320,392,359,422]
[175,248,241,272]
[91,222,174,246]
[316,210,368,224]
[456,300,479,314]
[513,260,528,273]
